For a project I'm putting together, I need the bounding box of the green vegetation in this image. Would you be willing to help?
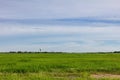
[0,52,120,80]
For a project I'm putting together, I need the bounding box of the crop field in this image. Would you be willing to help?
[0,53,120,80]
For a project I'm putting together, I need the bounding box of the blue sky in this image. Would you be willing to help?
[0,0,120,52]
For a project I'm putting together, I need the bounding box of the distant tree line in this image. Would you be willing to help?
[113,51,120,53]
[9,51,45,54]
[8,51,65,54]
[4,51,120,54]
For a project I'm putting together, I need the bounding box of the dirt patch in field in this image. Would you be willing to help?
[91,73,120,79]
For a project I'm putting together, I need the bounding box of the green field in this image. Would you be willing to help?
[0,53,120,80]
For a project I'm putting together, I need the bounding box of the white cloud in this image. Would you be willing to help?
[0,23,120,40]
[0,0,120,19]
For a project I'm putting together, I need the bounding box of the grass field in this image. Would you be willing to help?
[0,52,120,80]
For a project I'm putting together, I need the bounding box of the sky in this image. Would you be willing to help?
[0,0,120,52]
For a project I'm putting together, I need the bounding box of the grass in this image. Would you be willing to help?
[0,52,120,80]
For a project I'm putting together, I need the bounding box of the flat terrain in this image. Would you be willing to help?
[0,52,120,80]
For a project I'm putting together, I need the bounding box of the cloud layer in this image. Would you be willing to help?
[0,0,120,19]
[0,23,120,52]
